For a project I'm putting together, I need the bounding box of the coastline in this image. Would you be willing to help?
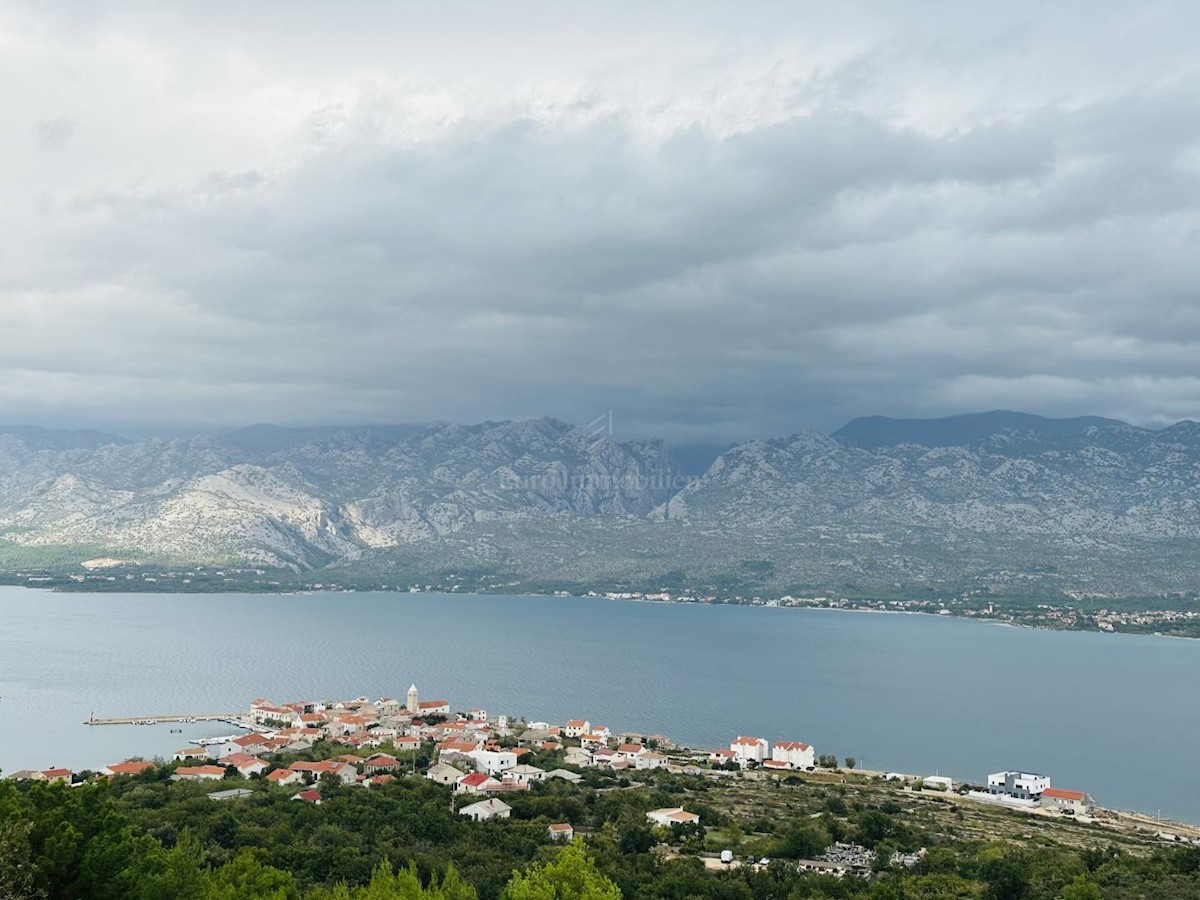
[5,575,1194,642]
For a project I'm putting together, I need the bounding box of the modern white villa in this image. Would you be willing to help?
[988,771,1050,801]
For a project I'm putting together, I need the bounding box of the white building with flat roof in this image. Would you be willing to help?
[467,748,518,775]
[988,771,1050,801]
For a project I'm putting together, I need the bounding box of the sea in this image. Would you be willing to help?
[0,586,1195,822]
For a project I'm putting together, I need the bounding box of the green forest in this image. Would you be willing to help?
[4,758,1200,900]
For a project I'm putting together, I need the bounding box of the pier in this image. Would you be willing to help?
[84,713,244,726]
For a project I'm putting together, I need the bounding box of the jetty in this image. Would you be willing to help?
[84,713,244,726]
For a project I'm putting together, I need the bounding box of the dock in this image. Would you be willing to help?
[84,713,244,726]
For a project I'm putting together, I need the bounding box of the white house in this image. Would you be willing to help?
[647,807,700,827]
[634,752,668,770]
[988,771,1050,801]
[456,772,502,794]
[459,798,511,821]
[592,748,619,767]
[548,823,574,841]
[616,743,647,761]
[563,719,591,738]
[923,775,954,791]
[1039,787,1093,814]
[467,748,518,775]
[772,741,814,769]
[730,736,769,764]
[504,764,547,785]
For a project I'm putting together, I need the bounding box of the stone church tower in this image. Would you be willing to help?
[406,684,419,714]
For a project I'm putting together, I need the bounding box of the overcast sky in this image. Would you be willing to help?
[3,1,1200,442]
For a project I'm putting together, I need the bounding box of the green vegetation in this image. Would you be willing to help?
[4,761,1200,899]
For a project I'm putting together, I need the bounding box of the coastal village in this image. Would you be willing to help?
[8,683,1188,873]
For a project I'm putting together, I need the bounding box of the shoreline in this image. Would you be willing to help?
[3,578,1194,643]
[10,695,1200,838]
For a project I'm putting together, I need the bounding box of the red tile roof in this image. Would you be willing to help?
[1042,788,1086,801]
[459,772,493,787]
[176,765,226,777]
[223,753,265,768]
[774,741,811,750]
[106,761,155,776]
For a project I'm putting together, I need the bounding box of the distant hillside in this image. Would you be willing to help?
[5,412,1200,598]
[833,410,1136,448]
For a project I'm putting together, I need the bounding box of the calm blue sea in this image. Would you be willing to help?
[0,587,1195,821]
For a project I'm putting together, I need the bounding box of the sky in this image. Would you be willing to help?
[3,1,1200,443]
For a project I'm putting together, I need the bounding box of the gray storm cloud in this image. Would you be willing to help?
[2,0,1200,441]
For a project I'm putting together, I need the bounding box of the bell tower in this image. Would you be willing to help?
[406,684,419,714]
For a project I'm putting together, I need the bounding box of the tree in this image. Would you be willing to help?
[502,841,621,900]
[618,827,655,856]
[776,822,830,860]
[844,757,857,770]
[205,850,298,900]
[0,818,43,900]
[1059,875,1103,900]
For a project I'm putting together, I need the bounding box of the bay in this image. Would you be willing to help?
[0,586,1194,822]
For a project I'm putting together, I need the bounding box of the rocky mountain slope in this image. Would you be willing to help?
[4,411,1200,597]
[0,419,680,568]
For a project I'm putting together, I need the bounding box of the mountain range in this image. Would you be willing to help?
[4,411,1200,598]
